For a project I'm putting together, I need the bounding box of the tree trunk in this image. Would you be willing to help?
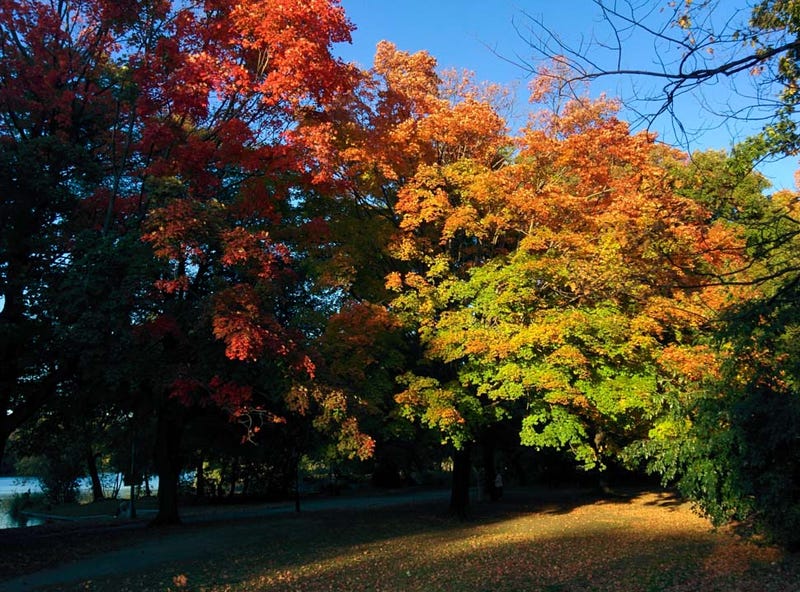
[228,457,239,498]
[151,405,184,526]
[195,455,206,498]
[481,436,497,501]
[294,452,301,513]
[87,450,105,501]
[450,444,471,519]
[0,429,7,467]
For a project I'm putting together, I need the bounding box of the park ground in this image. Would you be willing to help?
[1,487,799,591]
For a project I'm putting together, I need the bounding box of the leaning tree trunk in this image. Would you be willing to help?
[151,404,184,525]
[450,444,472,519]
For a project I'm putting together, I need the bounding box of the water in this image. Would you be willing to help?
[0,475,159,529]
[0,476,44,528]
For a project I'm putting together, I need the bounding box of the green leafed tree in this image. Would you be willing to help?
[628,159,800,547]
[389,76,750,513]
[519,1,800,547]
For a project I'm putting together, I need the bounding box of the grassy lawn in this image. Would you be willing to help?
[20,496,159,519]
[5,488,800,591]
[0,492,800,592]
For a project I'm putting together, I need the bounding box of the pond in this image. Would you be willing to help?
[0,476,44,528]
[0,475,159,529]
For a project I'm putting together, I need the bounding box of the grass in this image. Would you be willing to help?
[4,488,800,591]
[18,496,160,518]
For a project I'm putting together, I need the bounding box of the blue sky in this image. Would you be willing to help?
[336,0,798,191]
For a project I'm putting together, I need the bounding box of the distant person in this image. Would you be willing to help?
[494,472,503,500]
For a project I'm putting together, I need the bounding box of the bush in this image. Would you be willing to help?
[3,491,46,526]
[15,454,83,504]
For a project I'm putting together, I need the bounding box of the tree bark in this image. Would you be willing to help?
[0,429,7,467]
[481,436,497,501]
[227,457,239,498]
[294,452,301,513]
[151,404,184,526]
[195,455,206,498]
[87,450,105,501]
[449,444,471,519]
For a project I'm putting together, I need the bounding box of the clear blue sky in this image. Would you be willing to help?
[336,0,797,191]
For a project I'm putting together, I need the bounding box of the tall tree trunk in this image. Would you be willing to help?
[450,444,471,519]
[0,428,8,467]
[227,457,239,498]
[241,463,251,496]
[195,455,206,498]
[151,404,184,526]
[481,436,497,501]
[87,450,105,501]
[293,450,301,513]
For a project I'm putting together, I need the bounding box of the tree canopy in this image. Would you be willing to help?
[2,0,800,548]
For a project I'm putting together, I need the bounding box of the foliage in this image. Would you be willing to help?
[0,0,365,524]
[389,82,746,475]
[4,0,800,547]
[580,13,800,542]
[14,454,82,505]
[0,0,121,460]
[631,179,800,547]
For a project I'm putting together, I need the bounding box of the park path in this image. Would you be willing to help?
[1,488,450,591]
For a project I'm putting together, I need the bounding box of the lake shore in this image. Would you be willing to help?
[0,475,158,529]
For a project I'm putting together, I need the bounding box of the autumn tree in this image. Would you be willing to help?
[388,65,751,514]
[1,0,358,524]
[628,154,800,547]
[0,0,125,463]
[321,47,519,514]
[281,42,506,494]
[520,1,800,546]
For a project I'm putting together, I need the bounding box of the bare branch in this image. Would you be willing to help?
[506,0,800,152]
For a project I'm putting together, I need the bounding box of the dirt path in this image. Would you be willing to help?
[1,489,450,591]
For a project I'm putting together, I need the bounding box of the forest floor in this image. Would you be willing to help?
[1,486,799,591]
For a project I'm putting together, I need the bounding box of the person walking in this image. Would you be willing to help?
[494,472,503,500]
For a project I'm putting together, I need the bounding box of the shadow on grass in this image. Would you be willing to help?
[172,488,794,592]
[109,491,800,592]
[207,512,731,592]
[4,487,797,591]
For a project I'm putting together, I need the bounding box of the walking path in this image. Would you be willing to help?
[1,488,451,591]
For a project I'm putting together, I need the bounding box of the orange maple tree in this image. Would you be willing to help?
[292,43,518,496]
[386,67,751,509]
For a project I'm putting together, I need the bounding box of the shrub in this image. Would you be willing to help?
[15,454,83,504]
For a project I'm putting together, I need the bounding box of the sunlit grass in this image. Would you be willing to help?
[224,492,784,592]
[34,489,800,591]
